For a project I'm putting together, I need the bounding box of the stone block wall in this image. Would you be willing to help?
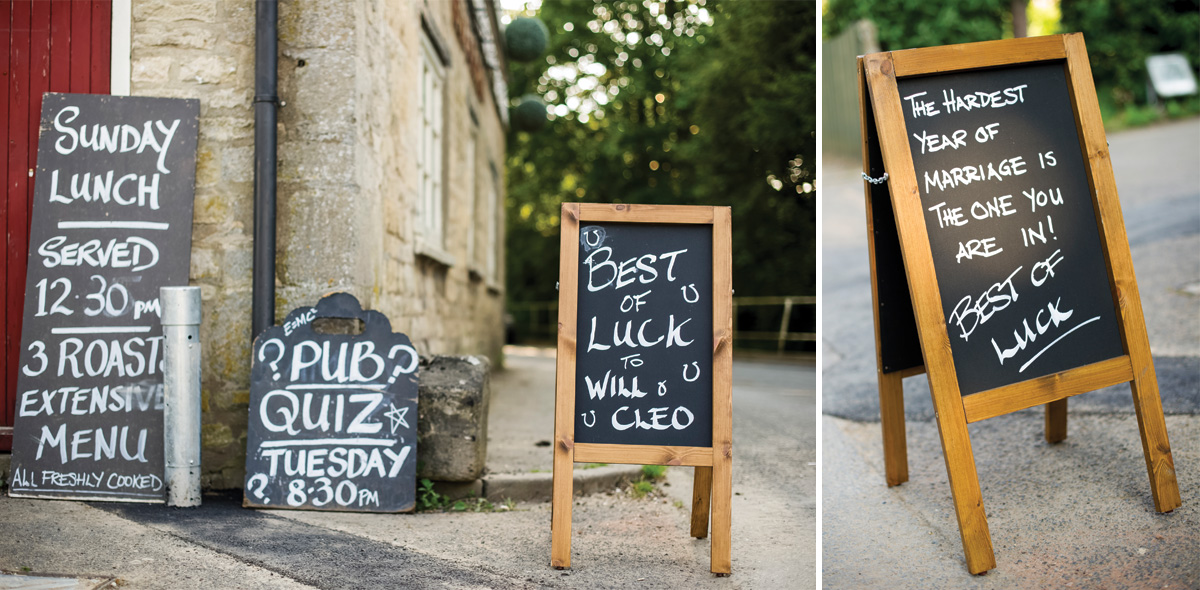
[128,0,506,488]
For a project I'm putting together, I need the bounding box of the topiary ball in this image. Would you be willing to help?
[511,95,547,132]
[506,17,549,62]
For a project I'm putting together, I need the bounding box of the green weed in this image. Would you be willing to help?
[630,480,656,499]
[417,478,450,512]
[641,464,667,480]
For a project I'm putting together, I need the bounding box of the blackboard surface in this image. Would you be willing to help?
[898,62,1124,395]
[573,223,713,447]
[244,293,419,513]
[8,93,199,502]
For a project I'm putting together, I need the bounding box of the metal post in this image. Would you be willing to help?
[777,297,794,354]
[161,287,203,507]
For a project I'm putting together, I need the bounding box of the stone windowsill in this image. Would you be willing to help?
[415,240,456,268]
[468,265,502,295]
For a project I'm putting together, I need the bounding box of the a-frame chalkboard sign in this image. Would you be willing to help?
[859,34,1180,574]
[551,203,733,574]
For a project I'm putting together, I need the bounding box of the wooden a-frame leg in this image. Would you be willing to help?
[711,453,732,575]
[690,466,713,538]
[1045,398,1068,443]
[930,404,995,574]
[1129,367,1181,512]
[878,371,909,486]
[550,450,574,568]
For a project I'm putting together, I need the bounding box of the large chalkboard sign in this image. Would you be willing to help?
[573,223,713,447]
[860,35,1179,574]
[898,62,1125,395]
[551,204,733,574]
[8,93,199,503]
[243,293,419,513]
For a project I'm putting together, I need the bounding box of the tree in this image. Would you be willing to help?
[824,0,1007,51]
[1061,0,1200,107]
[506,0,817,309]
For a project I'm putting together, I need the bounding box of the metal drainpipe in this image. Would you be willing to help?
[252,0,279,341]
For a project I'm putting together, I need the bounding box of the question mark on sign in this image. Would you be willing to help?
[258,338,285,381]
[387,344,419,384]
[247,473,271,504]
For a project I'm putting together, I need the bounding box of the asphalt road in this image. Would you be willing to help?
[823,117,1200,422]
[665,359,817,589]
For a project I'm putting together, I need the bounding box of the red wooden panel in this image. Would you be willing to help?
[69,0,90,92]
[49,0,71,92]
[91,0,110,93]
[1,1,14,446]
[30,0,51,190]
[5,0,33,451]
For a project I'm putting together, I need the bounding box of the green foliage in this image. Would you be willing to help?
[507,17,551,62]
[824,0,1006,51]
[417,479,517,513]
[1061,0,1199,108]
[641,464,667,480]
[512,95,548,132]
[823,0,1199,124]
[506,0,817,306]
[630,480,656,499]
[417,478,449,512]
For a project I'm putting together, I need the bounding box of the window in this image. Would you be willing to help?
[486,164,500,283]
[418,32,446,250]
[465,121,478,269]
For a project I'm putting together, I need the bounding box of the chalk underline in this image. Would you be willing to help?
[10,488,162,498]
[1018,316,1102,373]
[58,221,170,230]
[51,326,152,334]
[260,438,396,448]
[284,383,386,391]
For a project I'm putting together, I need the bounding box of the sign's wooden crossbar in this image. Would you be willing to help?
[859,34,1180,574]
[551,203,733,575]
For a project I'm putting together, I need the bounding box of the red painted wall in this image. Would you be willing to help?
[2,0,111,451]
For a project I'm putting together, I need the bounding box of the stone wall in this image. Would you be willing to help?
[128,0,506,488]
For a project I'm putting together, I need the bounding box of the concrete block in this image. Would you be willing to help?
[428,479,483,503]
[417,355,490,482]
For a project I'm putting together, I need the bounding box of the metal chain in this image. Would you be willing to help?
[862,172,889,185]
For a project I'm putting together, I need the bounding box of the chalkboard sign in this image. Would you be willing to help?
[243,293,419,513]
[8,93,199,503]
[898,62,1125,395]
[551,203,734,574]
[860,35,1180,574]
[573,223,713,447]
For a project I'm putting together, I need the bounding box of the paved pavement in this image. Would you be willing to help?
[1,349,815,589]
[821,117,1200,587]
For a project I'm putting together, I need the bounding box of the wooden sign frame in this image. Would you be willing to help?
[859,34,1180,574]
[551,203,733,574]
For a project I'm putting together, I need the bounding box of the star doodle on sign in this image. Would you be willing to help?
[384,403,410,435]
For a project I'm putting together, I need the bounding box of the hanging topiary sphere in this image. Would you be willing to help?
[511,95,547,132]
[506,17,549,62]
